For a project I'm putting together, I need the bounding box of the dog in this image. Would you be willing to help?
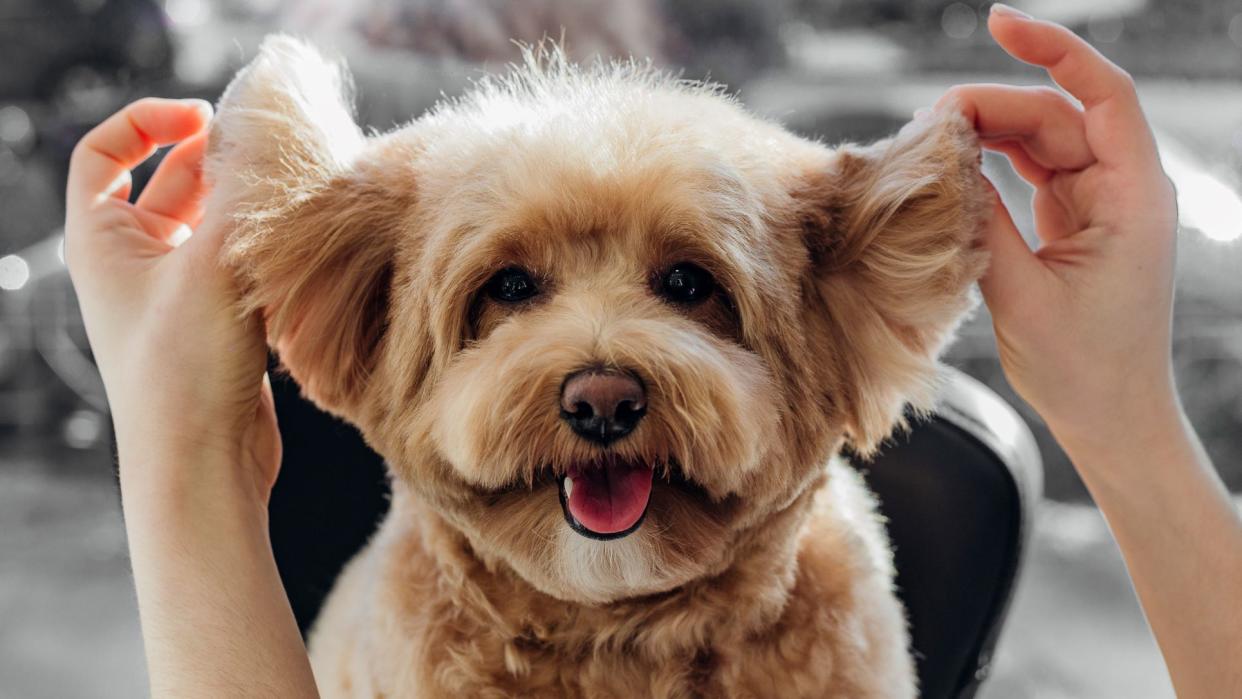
[205,36,988,698]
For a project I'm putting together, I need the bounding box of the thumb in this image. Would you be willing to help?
[174,196,240,290]
[978,178,1040,316]
[180,198,232,260]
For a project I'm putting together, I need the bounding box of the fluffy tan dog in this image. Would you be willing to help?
[205,36,988,698]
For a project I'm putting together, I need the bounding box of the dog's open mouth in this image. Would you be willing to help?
[557,458,654,540]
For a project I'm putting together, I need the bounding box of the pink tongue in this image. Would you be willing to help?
[566,461,654,534]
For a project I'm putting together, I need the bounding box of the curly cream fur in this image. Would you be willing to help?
[205,36,988,698]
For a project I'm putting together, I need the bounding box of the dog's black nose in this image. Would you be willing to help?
[560,370,646,446]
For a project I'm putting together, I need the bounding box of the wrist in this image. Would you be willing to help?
[117,437,270,524]
[1042,361,1180,456]
[1050,397,1181,458]
[1050,393,1195,502]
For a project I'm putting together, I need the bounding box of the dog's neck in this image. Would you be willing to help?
[392,478,822,660]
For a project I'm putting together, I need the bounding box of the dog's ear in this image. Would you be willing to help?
[204,36,415,418]
[796,109,989,455]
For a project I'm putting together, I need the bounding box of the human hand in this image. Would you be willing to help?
[65,98,280,505]
[937,5,1180,457]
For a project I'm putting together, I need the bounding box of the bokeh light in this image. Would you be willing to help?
[63,409,106,450]
[1162,139,1242,243]
[1177,172,1242,242]
[0,106,34,154]
[165,0,211,26]
[0,254,31,291]
[941,3,978,40]
[1087,12,1124,43]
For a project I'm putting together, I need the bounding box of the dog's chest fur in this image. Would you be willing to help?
[307,460,914,699]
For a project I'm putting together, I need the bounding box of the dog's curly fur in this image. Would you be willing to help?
[205,36,989,698]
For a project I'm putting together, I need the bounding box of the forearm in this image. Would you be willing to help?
[63,95,313,696]
[1055,401,1242,699]
[120,446,318,698]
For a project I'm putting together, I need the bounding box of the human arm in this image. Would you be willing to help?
[939,6,1242,697]
[65,98,319,697]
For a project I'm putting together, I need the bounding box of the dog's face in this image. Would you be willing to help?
[208,39,988,605]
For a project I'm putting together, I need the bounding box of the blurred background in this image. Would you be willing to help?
[1,0,1239,696]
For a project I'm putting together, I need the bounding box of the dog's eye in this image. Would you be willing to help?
[659,262,715,305]
[485,267,539,303]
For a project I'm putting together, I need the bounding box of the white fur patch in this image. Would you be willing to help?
[557,525,677,604]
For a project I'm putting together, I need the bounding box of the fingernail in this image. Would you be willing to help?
[990,3,1031,19]
[183,98,214,121]
[168,224,193,248]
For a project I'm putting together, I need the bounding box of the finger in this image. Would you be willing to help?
[135,130,209,226]
[939,84,1094,172]
[1031,183,1078,243]
[983,139,1053,185]
[987,7,1132,109]
[983,140,1081,243]
[128,206,194,248]
[977,176,1042,314]
[986,7,1157,166]
[67,98,212,220]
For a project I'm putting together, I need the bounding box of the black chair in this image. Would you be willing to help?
[269,366,1040,699]
[857,368,1042,698]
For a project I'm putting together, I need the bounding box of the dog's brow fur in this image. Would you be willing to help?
[206,34,988,698]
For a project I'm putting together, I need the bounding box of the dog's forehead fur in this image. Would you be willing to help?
[403,55,805,307]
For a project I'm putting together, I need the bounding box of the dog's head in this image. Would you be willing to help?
[207,38,988,605]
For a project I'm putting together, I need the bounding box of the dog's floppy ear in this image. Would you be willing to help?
[796,109,989,455]
[205,36,414,418]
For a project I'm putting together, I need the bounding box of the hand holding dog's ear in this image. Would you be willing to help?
[66,98,326,694]
[65,98,281,502]
[940,8,1178,455]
